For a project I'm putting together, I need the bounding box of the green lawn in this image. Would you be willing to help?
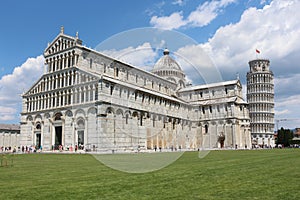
[0,149,299,200]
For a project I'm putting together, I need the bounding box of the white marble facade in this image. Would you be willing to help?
[247,59,275,147]
[20,28,251,151]
[0,124,20,151]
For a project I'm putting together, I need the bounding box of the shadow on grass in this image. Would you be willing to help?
[92,151,184,173]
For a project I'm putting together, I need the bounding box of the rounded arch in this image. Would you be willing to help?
[54,112,63,121]
[87,107,97,115]
[76,117,85,129]
[27,115,33,121]
[132,111,139,118]
[75,109,85,117]
[35,122,41,130]
[218,120,224,125]
[105,107,115,115]
[65,110,73,117]
[35,114,42,121]
[124,110,131,116]
[44,113,50,119]
[116,108,123,116]
[124,110,131,125]
[152,114,157,120]
[166,77,177,84]
[226,119,232,124]
[178,80,185,88]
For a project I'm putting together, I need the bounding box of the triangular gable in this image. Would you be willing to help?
[23,67,100,97]
[23,75,46,96]
[44,30,82,57]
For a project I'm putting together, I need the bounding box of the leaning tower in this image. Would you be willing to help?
[247,59,275,148]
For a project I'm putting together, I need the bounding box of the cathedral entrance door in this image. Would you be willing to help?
[36,133,41,149]
[55,126,62,150]
[77,130,84,150]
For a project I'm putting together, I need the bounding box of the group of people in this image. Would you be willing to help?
[0,145,43,153]
[0,144,86,153]
[51,144,84,152]
[21,145,42,153]
[1,146,18,153]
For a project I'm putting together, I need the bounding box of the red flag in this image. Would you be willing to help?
[256,49,260,54]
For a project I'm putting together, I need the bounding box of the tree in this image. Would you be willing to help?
[276,128,293,147]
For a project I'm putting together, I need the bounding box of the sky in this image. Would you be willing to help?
[0,0,299,129]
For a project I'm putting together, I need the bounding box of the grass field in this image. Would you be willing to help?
[0,149,299,200]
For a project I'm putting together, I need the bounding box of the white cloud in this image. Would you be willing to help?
[188,0,236,27]
[275,94,300,108]
[200,0,300,74]
[274,94,300,128]
[274,74,300,98]
[150,0,236,30]
[260,0,267,5]
[0,107,17,121]
[175,44,223,84]
[274,109,290,116]
[273,75,300,125]
[0,55,44,122]
[150,12,186,30]
[172,0,185,6]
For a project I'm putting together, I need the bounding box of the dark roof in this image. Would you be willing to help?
[0,124,20,131]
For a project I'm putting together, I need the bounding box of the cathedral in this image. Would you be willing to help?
[20,28,251,152]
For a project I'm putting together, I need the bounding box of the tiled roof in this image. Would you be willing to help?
[179,80,239,92]
[0,124,20,131]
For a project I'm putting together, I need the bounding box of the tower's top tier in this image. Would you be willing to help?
[248,59,270,73]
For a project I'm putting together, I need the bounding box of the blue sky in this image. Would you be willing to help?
[0,0,299,129]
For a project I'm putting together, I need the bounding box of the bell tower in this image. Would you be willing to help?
[247,59,275,147]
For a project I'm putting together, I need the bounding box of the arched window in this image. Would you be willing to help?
[90,58,93,69]
[54,113,62,121]
[125,114,129,124]
[115,68,119,77]
[153,116,155,127]
[77,118,85,149]
[205,124,208,134]
[110,85,114,95]
[36,123,41,130]
[77,119,85,129]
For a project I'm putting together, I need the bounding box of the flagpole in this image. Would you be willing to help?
[256,49,260,59]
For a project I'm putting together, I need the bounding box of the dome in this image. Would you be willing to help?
[152,48,186,88]
[152,48,183,72]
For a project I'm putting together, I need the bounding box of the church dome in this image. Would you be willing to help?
[152,48,183,72]
[152,48,186,88]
